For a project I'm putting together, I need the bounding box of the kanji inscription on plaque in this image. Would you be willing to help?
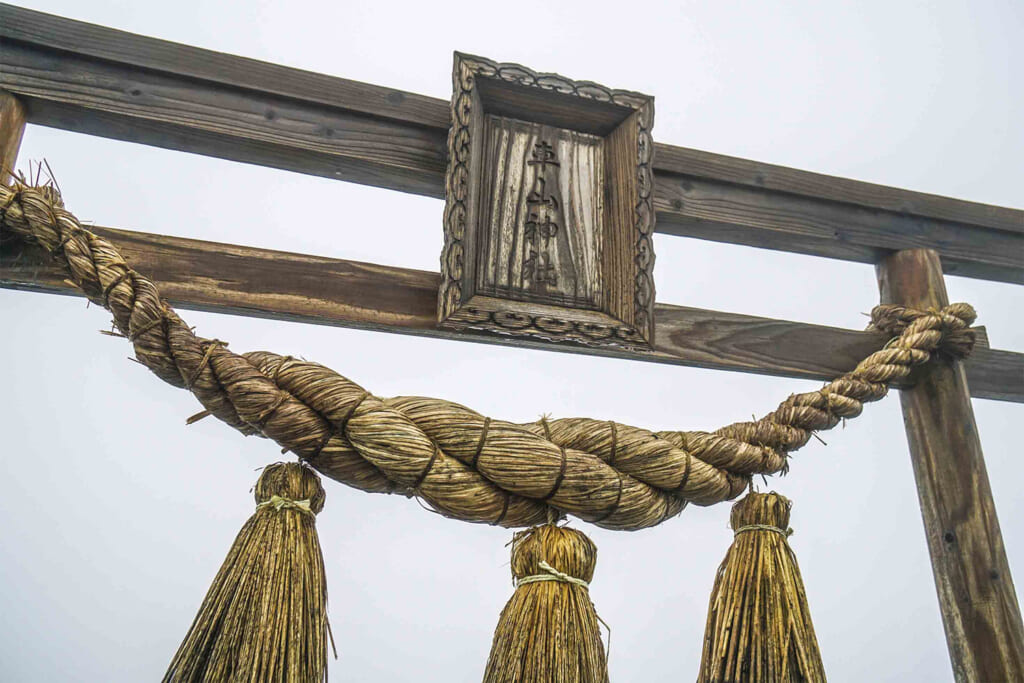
[439,53,656,349]
[478,125,603,309]
[521,139,564,291]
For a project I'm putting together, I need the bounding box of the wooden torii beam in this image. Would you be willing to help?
[0,4,1020,284]
[3,220,1021,403]
[0,5,1022,679]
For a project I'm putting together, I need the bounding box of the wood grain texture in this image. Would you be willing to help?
[653,144,1023,235]
[0,38,447,197]
[0,3,449,130]
[0,89,25,183]
[476,116,604,309]
[878,249,1024,682]
[2,226,1019,402]
[4,4,1017,237]
[1,3,1019,283]
[654,173,1024,284]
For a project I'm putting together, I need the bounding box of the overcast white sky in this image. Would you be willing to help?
[1,1,1021,681]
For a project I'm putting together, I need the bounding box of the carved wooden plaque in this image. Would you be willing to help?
[439,53,656,349]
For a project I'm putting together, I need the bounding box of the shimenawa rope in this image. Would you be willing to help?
[0,180,978,530]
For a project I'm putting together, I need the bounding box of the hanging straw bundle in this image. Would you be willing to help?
[698,492,825,682]
[483,524,609,683]
[164,462,332,682]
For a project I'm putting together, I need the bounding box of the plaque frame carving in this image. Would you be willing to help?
[439,52,656,349]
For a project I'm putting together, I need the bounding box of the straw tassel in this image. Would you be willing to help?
[164,462,332,682]
[483,524,609,683]
[698,492,826,682]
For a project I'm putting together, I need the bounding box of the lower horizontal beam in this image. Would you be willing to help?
[1,226,1019,402]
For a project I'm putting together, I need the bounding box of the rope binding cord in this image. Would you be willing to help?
[734,523,793,538]
[256,494,315,516]
[516,559,591,589]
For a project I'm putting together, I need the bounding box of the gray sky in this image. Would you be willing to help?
[1,0,1021,681]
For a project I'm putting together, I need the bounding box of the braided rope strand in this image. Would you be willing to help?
[0,181,977,530]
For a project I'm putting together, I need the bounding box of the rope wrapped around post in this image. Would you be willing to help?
[0,180,977,530]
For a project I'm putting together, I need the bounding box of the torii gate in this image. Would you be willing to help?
[0,4,1021,680]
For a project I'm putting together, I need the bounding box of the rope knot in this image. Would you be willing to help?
[254,462,326,515]
[256,494,316,517]
[869,303,977,359]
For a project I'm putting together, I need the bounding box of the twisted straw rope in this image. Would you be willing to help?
[0,181,977,530]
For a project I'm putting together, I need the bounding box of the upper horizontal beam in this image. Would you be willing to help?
[0,1,1019,234]
[2,225,1019,403]
[1,3,1021,283]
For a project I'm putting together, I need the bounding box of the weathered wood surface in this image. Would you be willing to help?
[0,35,447,197]
[878,249,1024,682]
[0,89,26,183]
[477,117,604,309]
[2,225,1020,402]
[1,3,1020,283]
[651,145,1023,235]
[2,4,1018,231]
[651,174,1023,282]
[0,2,449,130]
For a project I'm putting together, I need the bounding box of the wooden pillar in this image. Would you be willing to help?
[877,248,1024,682]
[0,90,26,183]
